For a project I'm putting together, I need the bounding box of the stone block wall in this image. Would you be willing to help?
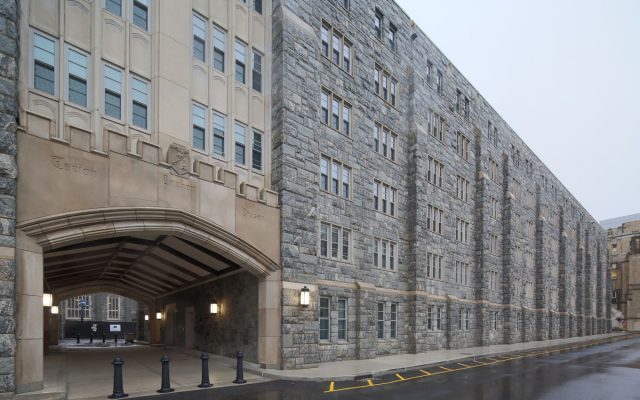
[0,0,17,394]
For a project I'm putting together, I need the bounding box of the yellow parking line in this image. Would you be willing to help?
[419,369,432,376]
[328,381,335,392]
[439,365,453,371]
[367,379,374,386]
[395,373,406,380]
[458,363,472,368]
[472,360,486,365]
[485,357,501,362]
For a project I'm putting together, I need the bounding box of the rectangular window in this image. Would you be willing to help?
[427,204,443,234]
[456,218,470,244]
[212,112,225,156]
[374,9,383,39]
[320,223,328,257]
[213,26,226,72]
[426,252,443,280]
[458,309,463,330]
[131,76,149,129]
[489,234,499,255]
[464,309,470,330]
[338,299,347,340]
[456,132,470,161]
[373,181,379,211]
[390,303,397,339]
[320,156,329,191]
[436,70,443,94]
[428,111,446,143]
[105,0,122,16]
[342,229,350,261]
[373,237,380,267]
[456,175,469,202]
[381,240,387,269]
[252,49,263,92]
[332,98,340,129]
[193,13,206,62]
[104,64,122,120]
[490,197,499,219]
[377,302,384,339]
[234,122,246,165]
[389,242,395,270]
[235,39,247,83]
[132,0,149,30]
[252,130,263,170]
[331,160,339,194]
[319,297,330,340]
[107,295,120,320]
[331,225,339,258]
[427,156,444,187]
[342,167,350,198]
[66,295,92,320]
[320,223,351,262]
[489,159,500,183]
[321,91,329,125]
[374,180,396,217]
[343,104,350,136]
[436,307,442,331]
[34,32,56,95]
[67,47,88,107]
[427,306,432,330]
[321,89,352,136]
[388,23,396,50]
[192,103,206,150]
[374,64,398,106]
[254,0,263,15]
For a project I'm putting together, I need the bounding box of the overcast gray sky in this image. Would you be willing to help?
[396,0,640,222]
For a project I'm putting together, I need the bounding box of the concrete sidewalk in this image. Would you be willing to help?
[249,332,630,382]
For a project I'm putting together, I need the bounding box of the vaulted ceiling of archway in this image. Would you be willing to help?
[43,235,242,298]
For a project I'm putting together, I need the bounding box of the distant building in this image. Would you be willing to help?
[58,293,139,339]
[602,215,640,331]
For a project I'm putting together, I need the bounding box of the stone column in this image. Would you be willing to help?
[15,232,44,393]
[258,271,281,369]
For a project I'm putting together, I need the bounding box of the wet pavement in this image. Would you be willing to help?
[137,335,640,400]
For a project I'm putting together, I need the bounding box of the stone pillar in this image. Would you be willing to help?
[355,282,375,360]
[15,232,44,393]
[258,271,281,369]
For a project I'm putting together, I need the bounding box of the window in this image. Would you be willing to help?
[489,270,499,291]
[132,0,149,30]
[390,303,397,339]
[489,234,499,255]
[456,218,470,244]
[65,295,92,320]
[131,76,149,129]
[321,89,351,136]
[107,295,120,320]
[427,156,444,187]
[427,204,443,234]
[373,180,397,216]
[489,158,500,183]
[436,307,443,331]
[212,112,225,156]
[252,49,263,92]
[490,197,499,219]
[337,299,347,340]
[388,23,396,50]
[105,0,122,16]
[427,306,432,330]
[193,13,207,62]
[491,311,498,331]
[319,297,330,340]
[374,238,397,271]
[457,309,463,330]
[235,39,247,83]
[252,130,263,171]
[456,89,462,112]
[234,122,246,165]
[191,103,206,150]
[435,70,443,94]
[320,222,351,261]
[67,47,88,107]
[213,26,226,72]
[319,155,351,199]
[456,175,469,202]
[374,9,383,40]
[321,22,353,73]
[34,32,56,95]
[373,64,398,106]
[426,61,433,85]
[426,252,443,280]
[337,0,349,10]
[377,302,384,339]
[104,64,123,119]
[456,132,470,161]
[428,111,446,143]
[253,0,263,14]
[455,261,470,286]
[373,122,397,161]
[464,309,470,330]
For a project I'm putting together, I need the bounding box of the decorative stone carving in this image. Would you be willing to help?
[167,143,190,176]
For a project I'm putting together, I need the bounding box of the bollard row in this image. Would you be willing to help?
[109,349,248,397]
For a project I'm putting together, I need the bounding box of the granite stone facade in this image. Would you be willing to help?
[272,0,610,369]
[0,0,17,394]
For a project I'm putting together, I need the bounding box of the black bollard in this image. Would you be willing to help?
[157,355,174,393]
[103,334,106,344]
[198,352,213,388]
[76,333,80,344]
[108,357,128,399]
[89,333,93,344]
[114,334,118,346]
[233,351,246,384]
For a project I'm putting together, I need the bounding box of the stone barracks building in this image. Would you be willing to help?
[0,0,609,394]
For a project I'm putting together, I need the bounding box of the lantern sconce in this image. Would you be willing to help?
[43,293,53,307]
[51,305,59,315]
[156,312,162,320]
[300,286,310,307]
[144,314,149,321]
[210,300,219,315]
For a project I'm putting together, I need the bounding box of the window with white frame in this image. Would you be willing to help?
[321,89,351,136]
[107,295,121,320]
[491,311,498,331]
[252,49,263,92]
[456,218,470,244]
[377,302,385,339]
[321,21,352,74]
[387,23,397,50]
[212,112,225,157]
[373,122,396,161]
[104,64,123,120]
[374,9,383,40]
[33,31,56,95]
[390,303,397,338]
[252,129,263,171]
[373,180,396,216]
[234,121,246,165]
[192,13,207,62]
[427,306,433,330]
[427,110,446,143]
[456,131,470,161]
[490,196,499,219]
[213,26,226,72]
[435,69,443,94]
[436,306,443,331]
[455,260,470,286]
[457,308,463,330]
[319,297,330,340]
[373,238,396,270]
[464,309,470,330]
[67,46,88,107]
[489,158,500,183]
[427,204,443,234]
[105,0,123,16]
[427,156,444,187]
[66,295,92,320]
[489,234,499,255]
[132,0,149,30]
[456,175,469,202]
[489,270,499,291]
[320,222,351,261]
[373,64,398,107]
[337,298,347,340]
[235,39,247,83]
[426,252,442,280]
[192,103,206,151]
[131,76,149,129]
[320,155,351,199]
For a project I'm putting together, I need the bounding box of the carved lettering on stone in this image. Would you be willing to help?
[167,143,190,176]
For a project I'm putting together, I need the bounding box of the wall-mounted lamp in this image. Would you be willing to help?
[210,300,219,315]
[51,306,59,315]
[156,312,162,320]
[300,286,310,307]
[144,314,149,321]
[43,293,53,307]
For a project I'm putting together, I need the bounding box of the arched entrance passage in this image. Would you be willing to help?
[15,207,281,392]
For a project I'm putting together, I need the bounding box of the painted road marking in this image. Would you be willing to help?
[458,363,472,368]
[395,373,406,380]
[439,365,453,371]
[419,369,432,376]
[329,382,334,392]
[367,379,374,386]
